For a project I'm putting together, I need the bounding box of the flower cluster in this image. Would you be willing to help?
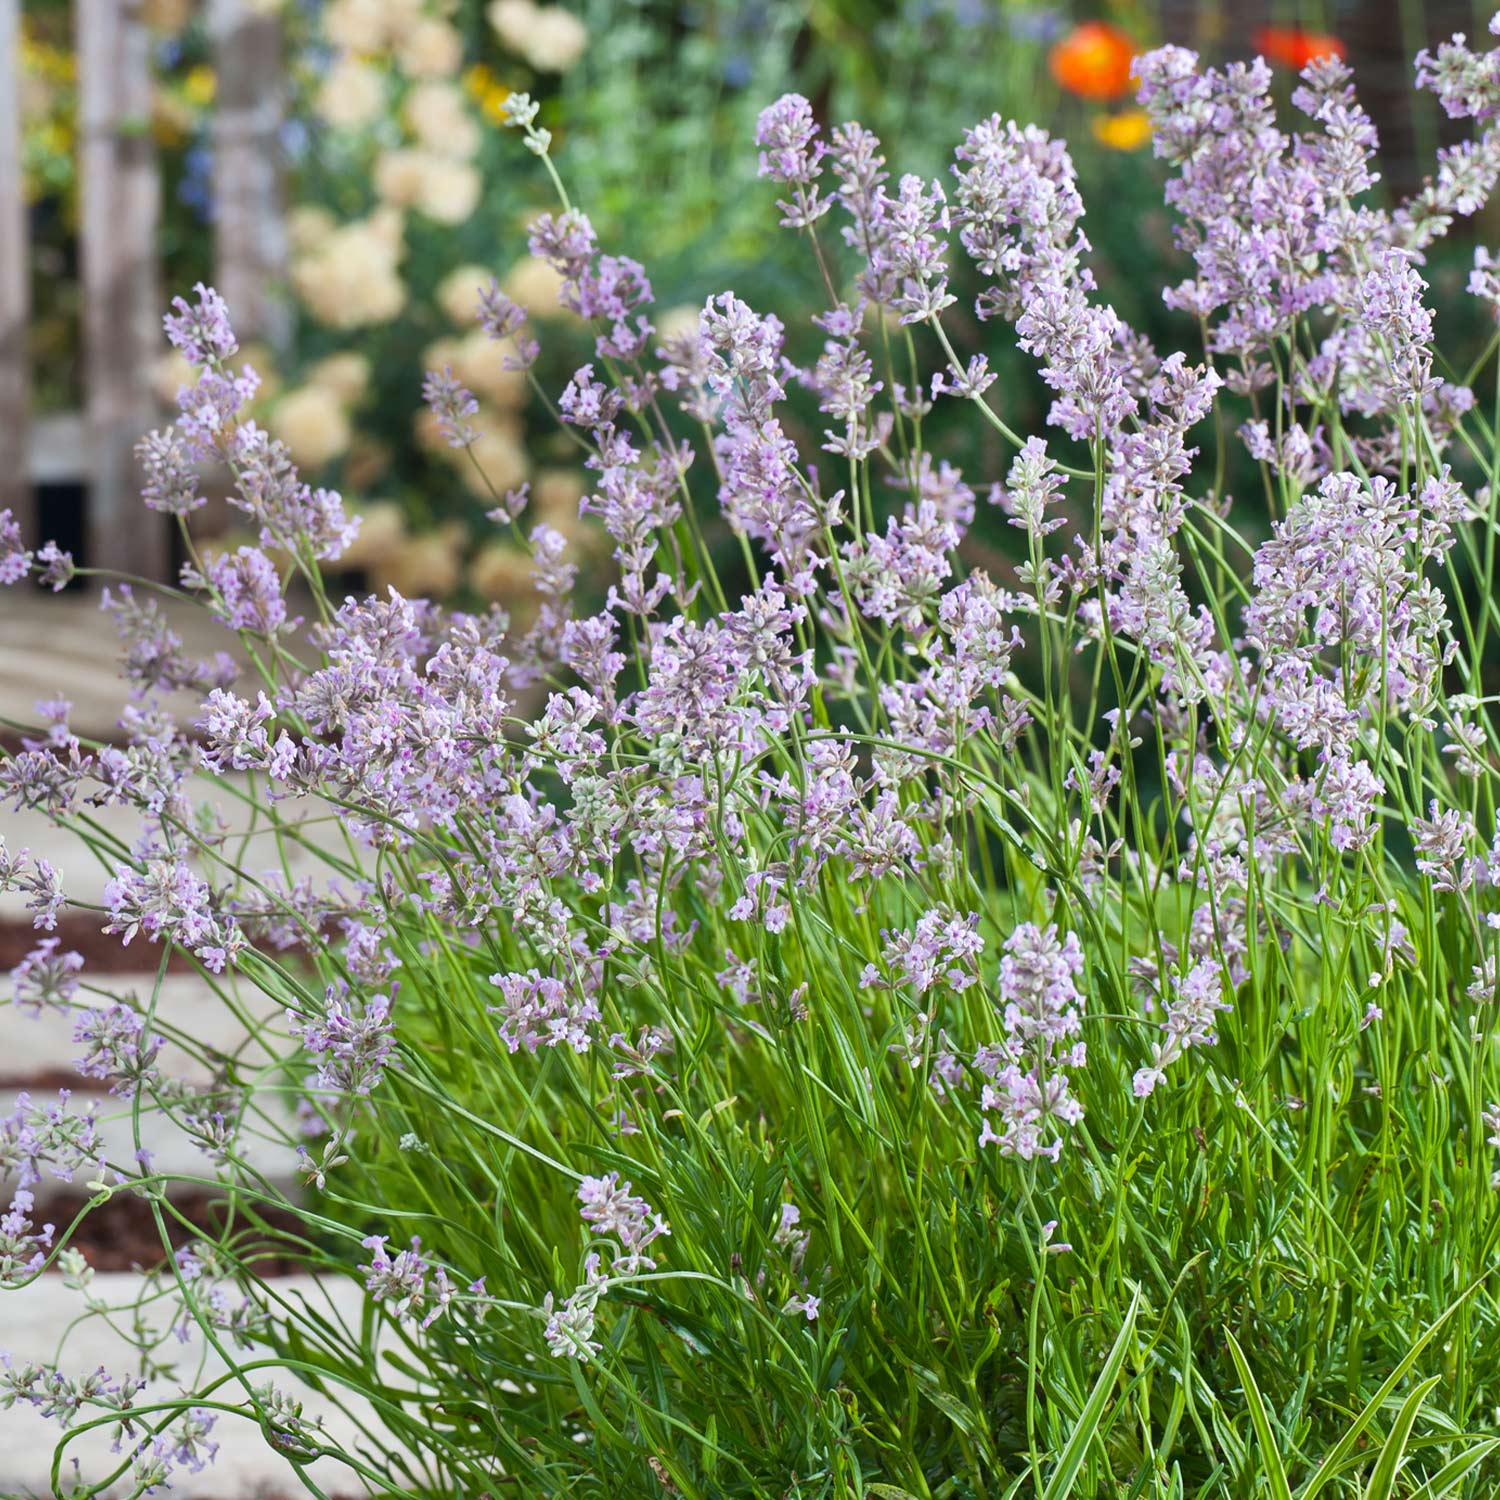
[977,925,1088,1161]
[542,1173,671,1361]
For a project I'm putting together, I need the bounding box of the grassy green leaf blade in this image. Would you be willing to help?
[1299,1286,1478,1500]
[1041,1286,1141,1500]
[1364,1374,1441,1500]
[1225,1330,1293,1500]
[1412,1438,1500,1498]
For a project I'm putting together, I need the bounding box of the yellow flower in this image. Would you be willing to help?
[34,119,72,159]
[183,64,216,108]
[1091,109,1152,152]
[464,63,512,125]
[21,31,76,85]
[151,88,193,146]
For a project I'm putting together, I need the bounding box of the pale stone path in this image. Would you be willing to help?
[1,773,363,922]
[2,1273,385,1498]
[0,976,299,1191]
[1,973,374,1498]
[1,975,284,1090]
[0,592,375,1495]
[0,588,231,744]
[2,978,365,1498]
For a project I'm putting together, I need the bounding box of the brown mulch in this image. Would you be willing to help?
[0,1064,111,1094]
[39,1188,309,1277]
[0,914,199,973]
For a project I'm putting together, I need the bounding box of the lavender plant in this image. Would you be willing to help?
[7,20,1500,1500]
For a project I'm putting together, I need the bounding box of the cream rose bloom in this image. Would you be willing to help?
[533,467,588,520]
[521,6,588,72]
[486,0,532,50]
[287,204,336,254]
[378,150,479,223]
[413,406,449,455]
[323,0,387,53]
[420,158,481,224]
[273,385,352,470]
[422,335,464,375]
[367,204,406,253]
[489,0,588,71]
[396,17,463,79]
[239,342,280,401]
[381,0,428,38]
[488,0,587,73]
[308,352,372,407]
[468,540,533,604]
[655,304,703,343]
[436,265,491,326]
[338,501,407,569]
[454,333,525,408]
[374,522,465,598]
[500,255,569,319]
[293,215,406,328]
[462,420,529,498]
[405,82,479,158]
[316,57,385,130]
[150,350,195,408]
[374,148,429,210]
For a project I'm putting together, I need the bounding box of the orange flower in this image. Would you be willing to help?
[1049,22,1137,102]
[1253,26,1347,70]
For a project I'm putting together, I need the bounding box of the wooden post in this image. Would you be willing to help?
[76,0,168,580]
[0,0,30,538]
[210,0,289,353]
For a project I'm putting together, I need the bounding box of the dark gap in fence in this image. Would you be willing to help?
[34,481,89,584]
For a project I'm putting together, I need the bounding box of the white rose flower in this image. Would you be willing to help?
[317,58,385,130]
[273,385,353,470]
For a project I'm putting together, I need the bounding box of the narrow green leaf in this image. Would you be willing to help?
[1041,1286,1141,1500]
[1299,1284,1478,1500]
[1224,1330,1293,1500]
[920,1382,982,1438]
[1414,1437,1500,1498]
[1364,1374,1441,1500]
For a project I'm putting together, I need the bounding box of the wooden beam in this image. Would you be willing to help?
[0,0,31,536]
[76,0,168,580]
[210,0,289,353]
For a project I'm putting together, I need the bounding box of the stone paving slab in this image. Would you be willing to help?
[0,589,234,744]
[0,1083,300,1195]
[1,777,362,923]
[1,974,286,1089]
[1,1273,384,1497]
[0,600,400,1497]
[2,975,300,1200]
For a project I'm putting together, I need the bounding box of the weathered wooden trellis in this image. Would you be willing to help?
[0,0,286,582]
